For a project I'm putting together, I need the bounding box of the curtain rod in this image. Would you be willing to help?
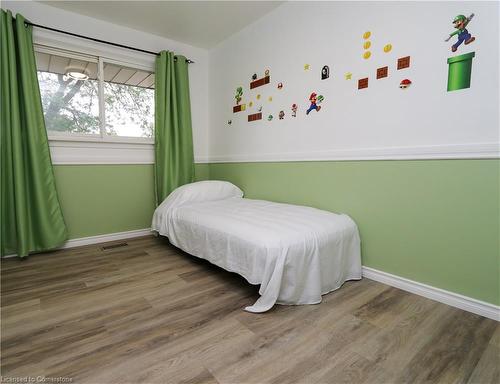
[24,21,195,64]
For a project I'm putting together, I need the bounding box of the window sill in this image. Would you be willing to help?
[48,134,154,145]
[48,137,154,165]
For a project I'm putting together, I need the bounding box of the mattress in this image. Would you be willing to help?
[152,196,362,313]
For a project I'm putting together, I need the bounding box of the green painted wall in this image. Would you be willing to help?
[194,163,210,181]
[52,160,498,305]
[209,160,500,305]
[53,164,209,240]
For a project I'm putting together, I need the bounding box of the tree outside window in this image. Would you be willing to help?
[36,50,154,139]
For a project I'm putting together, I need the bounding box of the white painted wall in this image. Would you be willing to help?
[3,0,210,162]
[209,1,499,162]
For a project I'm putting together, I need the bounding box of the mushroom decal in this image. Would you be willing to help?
[399,79,412,89]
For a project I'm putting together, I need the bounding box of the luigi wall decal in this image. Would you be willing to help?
[445,13,476,92]
[445,13,475,52]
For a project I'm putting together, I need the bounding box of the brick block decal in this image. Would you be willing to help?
[377,66,388,79]
[248,112,262,122]
[397,56,411,70]
[250,76,271,89]
[358,78,369,89]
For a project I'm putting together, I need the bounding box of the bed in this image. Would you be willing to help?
[152,181,362,313]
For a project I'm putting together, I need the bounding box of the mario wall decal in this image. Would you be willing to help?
[306,93,324,115]
[445,13,475,52]
[291,104,298,117]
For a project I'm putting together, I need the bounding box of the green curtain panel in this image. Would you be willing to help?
[154,51,194,205]
[1,10,68,257]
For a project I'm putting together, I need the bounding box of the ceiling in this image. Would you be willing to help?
[38,1,284,49]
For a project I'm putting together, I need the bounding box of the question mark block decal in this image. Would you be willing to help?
[233,104,246,113]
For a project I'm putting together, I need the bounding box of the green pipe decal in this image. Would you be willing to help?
[447,52,475,91]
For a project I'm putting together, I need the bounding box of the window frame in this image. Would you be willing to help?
[35,44,155,146]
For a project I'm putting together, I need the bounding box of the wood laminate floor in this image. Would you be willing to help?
[1,236,498,384]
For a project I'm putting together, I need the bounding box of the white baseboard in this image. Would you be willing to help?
[362,266,500,321]
[2,228,152,258]
[58,228,153,249]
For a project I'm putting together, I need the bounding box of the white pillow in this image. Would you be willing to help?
[152,181,243,233]
[157,180,243,212]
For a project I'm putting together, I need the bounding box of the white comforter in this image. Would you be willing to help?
[152,197,362,313]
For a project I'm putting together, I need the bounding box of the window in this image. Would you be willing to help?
[36,50,100,135]
[103,62,154,138]
[35,46,154,141]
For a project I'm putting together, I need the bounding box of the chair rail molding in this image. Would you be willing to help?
[206,142,500,163]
